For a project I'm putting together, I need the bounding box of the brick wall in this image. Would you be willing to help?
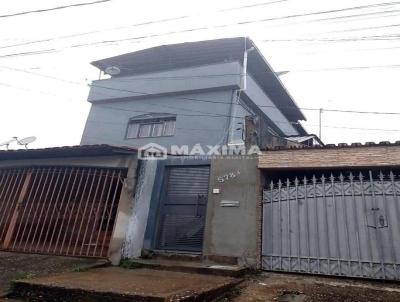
[258,145,400,169]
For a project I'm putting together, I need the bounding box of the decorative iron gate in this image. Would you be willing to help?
[262,170,400,280]
[0,166,126,258]
[156,166,210,252]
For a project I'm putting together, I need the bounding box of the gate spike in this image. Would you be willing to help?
[349,172,354,181]
[278,179,282,188]
[312,175,317,184]
[389,171,395,181]
[358,172,364,181]
[339,173,345,182]
[303,176,308,185]
[294,177,299,186]
[329,173,335,182]
[321,174,326,183]
[379,170,384,181]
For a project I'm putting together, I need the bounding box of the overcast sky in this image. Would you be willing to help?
[0,0,399,149]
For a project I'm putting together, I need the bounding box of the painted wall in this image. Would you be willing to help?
[81,89,235,151]
[88,62,242,102]
[81,61,301,151]
[203,157,261,268]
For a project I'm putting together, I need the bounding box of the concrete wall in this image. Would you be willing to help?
[81,89,235,151]
[121,160,158,258]
[81,61,301,151]
[203,156,261,268]
[106,155,139,264]
[88,62,242,102]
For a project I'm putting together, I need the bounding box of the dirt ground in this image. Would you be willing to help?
[225,272,400,302]
[0,251,104,297]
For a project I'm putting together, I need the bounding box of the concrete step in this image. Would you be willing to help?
[122,258,248,278]
[10,267,242,302]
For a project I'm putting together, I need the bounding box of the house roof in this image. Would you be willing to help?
[91,37,306,123]
[0,144,138,161]
[285,134,324,146]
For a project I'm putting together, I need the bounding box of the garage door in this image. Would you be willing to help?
[0,166,126,258]
[262,170,400,280]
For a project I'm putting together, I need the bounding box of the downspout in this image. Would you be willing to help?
[227,43,255,145]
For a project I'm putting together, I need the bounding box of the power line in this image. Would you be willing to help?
[0,0,112,19]
[305,124,400,132]
[2,65,400,134]
[87,82,400,116]
[312,8,400,23]
[2,64,400,117]
[84,117,400,133]
[0,0,289,50]
[283,63,400,72]
[322,23,400,34]
[262,33,400,43]
[1,1,399,59]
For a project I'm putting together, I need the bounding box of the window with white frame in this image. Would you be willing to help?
[126,115,176,139]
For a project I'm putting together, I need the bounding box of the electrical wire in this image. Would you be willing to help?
[2,67,400,134]
[1,1,400,58]
[262,34,400,42]
[1,64,400,117]
[0,0,113,19]
[0,0,289,50]
[83,117,400,133]
[323,23,400,34]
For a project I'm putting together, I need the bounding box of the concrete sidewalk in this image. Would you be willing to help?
[0,251,106,297]
[11,267,242,301]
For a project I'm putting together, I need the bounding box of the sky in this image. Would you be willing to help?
[0,0,399,149]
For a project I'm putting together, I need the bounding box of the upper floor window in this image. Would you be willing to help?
[126,113,176,139]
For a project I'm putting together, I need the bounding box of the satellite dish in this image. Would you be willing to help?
[104,66,121,76]
[15,136,37,149]
[0,139,16,150]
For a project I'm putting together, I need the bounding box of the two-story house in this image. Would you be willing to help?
[81,37,309,152]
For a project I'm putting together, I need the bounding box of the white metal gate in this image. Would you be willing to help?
[262,170,400,280]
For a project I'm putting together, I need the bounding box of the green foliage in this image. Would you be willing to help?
[119,259,144,269]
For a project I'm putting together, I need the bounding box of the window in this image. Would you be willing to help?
[126,115,176,139]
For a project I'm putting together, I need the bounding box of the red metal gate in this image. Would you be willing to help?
[0,166,126,258]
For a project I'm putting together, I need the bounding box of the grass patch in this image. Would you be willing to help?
[119,259,145,269]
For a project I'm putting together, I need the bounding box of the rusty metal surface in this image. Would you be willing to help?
[0,167,126,258]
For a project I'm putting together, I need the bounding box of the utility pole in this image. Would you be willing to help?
[319,108,323,140]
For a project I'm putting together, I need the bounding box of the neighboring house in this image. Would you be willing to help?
[81,37,310,152]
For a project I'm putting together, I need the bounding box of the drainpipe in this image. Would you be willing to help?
[227,45,255,145]
[241,46,255,91]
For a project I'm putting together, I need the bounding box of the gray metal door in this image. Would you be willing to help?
[262,171,400,280]
[156,166,210,252]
